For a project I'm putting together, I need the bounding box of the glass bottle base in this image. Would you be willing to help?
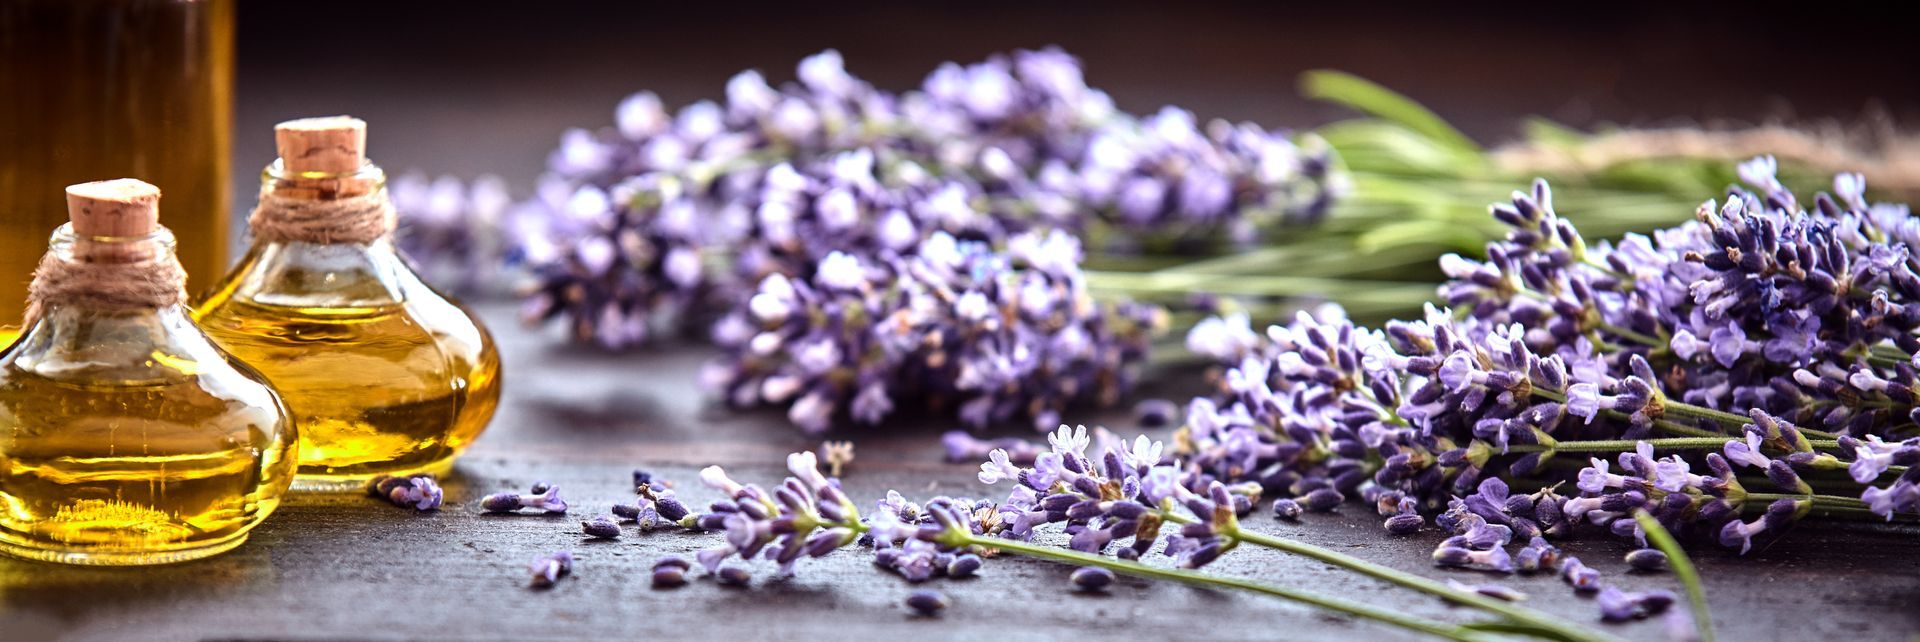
[0,532,249,566]
[290,455,457,492]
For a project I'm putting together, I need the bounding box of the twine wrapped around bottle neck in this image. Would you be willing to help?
[248,188,397,245]
[23,244,189,325]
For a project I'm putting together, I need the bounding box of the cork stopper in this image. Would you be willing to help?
[66,179,161,237]
[276,116,367,175]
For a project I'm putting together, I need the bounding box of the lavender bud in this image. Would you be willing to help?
[652,565,687,588]
[654,556,691,571]
[905,589,950,615]
[1625,548,1668,572]
[481,492,523,513]
[655,495,691,522]
[581,516,621,538]
[1384,513,1425,535]
[632,469,654,488]
[611,503,644,520]
[1301,488,1344,512]
[530,481,552,494]
[1273,498,1303,519]
[947,554,983,578]
[717,565,752,586]
[1069,566,1115,591]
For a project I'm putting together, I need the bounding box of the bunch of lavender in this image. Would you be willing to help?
[512,48,1333,350]
[702,229,1163,432]
[1175,158,1920,551]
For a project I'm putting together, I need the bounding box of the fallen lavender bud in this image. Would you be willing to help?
[528,551,573,589]
[1446,579,1528,602]
[906,589,949,616]
[631,469,653,489]
[1300,488,1344,513]
[481,485,569,514]
[529,481,551,494]
[1070,566,1115,591]
[652,557,690,588]
[1559,556,1602,591]
[1133,398,1179,428]
[581,516,621,538]
[1272,498,1303,520]
[1384,512,1424,535]
[653,494,691,522]
[1514,537,1561,574]
[1624,548,1668,572]
[946,554,983,578]
[716,565,752,586]
[1598,586,1676,621]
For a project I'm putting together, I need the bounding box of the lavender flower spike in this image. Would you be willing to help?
[480,485,569,514]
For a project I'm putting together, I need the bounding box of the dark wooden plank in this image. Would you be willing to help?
[3,302,1916,641]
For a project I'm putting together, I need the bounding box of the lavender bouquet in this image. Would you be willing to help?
[1178,157,1919,556]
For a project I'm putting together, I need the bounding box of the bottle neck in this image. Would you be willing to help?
[25,223,187,324]
[250,158,397,246]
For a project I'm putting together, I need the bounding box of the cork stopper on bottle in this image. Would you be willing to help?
[66,179,161,237]
[276,116,367,174]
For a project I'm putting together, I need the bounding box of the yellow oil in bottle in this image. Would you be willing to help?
[192,293,499,489]
[0,338,295,565]
[194,116,500,491]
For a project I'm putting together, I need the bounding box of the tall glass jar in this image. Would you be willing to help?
[0,0,235,350]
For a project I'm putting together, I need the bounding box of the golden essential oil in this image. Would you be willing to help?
[195,116,500,491]
[0,179,297,566]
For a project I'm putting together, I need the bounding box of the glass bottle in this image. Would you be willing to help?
[195,117,501,491]
[0,0,234,351]
[0,179,296,566]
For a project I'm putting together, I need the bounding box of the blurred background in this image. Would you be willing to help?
[4,0,1918,338]
[234,1,1919,213]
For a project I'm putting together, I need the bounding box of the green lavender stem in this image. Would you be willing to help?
[1509,437,1843,454]
[1133,512,1612,642]
[1632,511,1714,642]
[960,534,1500,642]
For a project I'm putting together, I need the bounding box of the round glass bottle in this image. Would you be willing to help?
[194,117,501,491]
[0,179,297,565]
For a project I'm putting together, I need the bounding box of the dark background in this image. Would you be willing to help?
[232,2,1920,203]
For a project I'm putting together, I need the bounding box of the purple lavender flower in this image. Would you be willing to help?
[480,485,569,514]
[366,475,443,511]
[688,452,865,576]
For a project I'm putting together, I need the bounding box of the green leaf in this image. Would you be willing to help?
[1633,510,1715,642]
[1301,70,1484,160]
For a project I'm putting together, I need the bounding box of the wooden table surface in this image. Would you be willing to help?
[3,302,1917,642]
